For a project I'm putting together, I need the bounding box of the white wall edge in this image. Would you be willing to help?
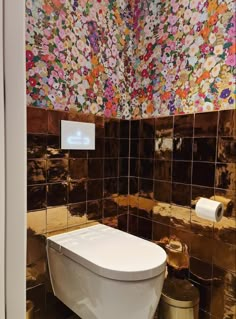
[4,0,26,318]
[0,0,5,317]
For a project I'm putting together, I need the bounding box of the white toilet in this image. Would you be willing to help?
[47,224,166,319]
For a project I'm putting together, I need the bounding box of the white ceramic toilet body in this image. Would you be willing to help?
[47,224,166,319]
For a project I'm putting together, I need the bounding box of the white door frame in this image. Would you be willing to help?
[4,0,26,318]
[0,0,5,318]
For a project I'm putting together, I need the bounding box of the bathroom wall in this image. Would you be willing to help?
[26,106,129,317]
[26,0,235,120]
[128,109,236,319]
[131,0,235,117]
[25,0,133,118]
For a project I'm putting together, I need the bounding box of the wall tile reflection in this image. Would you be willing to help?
[27,108,236,319]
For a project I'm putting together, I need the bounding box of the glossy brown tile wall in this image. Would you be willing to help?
[130,109,236,319]
[27,107,129,318]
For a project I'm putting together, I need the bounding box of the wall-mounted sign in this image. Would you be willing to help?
[61,120,95,150]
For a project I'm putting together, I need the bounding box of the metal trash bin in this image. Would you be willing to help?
[159,278,199,319]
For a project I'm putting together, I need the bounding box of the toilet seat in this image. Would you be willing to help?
[47,224,166,281]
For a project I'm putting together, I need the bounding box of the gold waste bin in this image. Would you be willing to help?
[159,278,199,319]
[26,300,34,319]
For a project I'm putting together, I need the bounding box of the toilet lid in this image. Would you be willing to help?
[47,224,166,281]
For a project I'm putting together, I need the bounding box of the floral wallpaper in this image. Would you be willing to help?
[131,0,236,117]
[26,0,235,118]
[26,0,133,119]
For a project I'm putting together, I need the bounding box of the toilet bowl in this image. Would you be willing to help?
[47,224,166,319]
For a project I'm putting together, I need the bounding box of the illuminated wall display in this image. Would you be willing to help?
[61,120,95,150]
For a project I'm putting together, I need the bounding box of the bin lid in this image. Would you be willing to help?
[161,278,199,308]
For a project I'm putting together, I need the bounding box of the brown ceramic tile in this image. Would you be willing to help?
[155,116,173,138]
[213,216,236,246]
[47,135,68,159]
[48,110,68,135]
[190,232,214,264]
[169,206,191,232]
[212,266,236,318]
[117,197,129,215]
[129,214,138,235]
[194,112,218,137]
[193,138,217,162]
[217,137,236,163]
[47,159,68,182]
[129,195,139,216]
[191,208,214,238]
[68,202,86,217]
[27,160,46,185]
[154,160,172,181]
[47,206,68,232]
[117,214,128,232]
[139,139,154,158]
[120,120,130,138]
[155,137,173,160]
[88,159,103,179]
[131,120,140,138]
[69,149,87,159]
[192,186,214,203]
[119,139,129,157]
[87,179,103,200]
[27,107,48,134]
[172,183,191,207]
[172,161,192,184]
[213,240,236,273]
[105,138,119,157]
[27,185,46,211]
[138,196,154,219]
[105,118,120,138]
[139,159,153,179]
[152,221,170,242]
[130,159,139,176]
[103,198,118,218]
[140,118,155,138]
[174,114,194,137]
[137,217,152,240]
[69,159,88,180]
[104,159,118,178]
[119,158,128,177]
[27,134,47,159]
[47,183,67,207]
[214,188,236,218]
[68,180,86,203]
[139,178,154,199]
[215,163,236,190]
[103,216,118,228]
[87,200,102,220]
[218,109,235,137]
[104,178,118,197]
[152,202,171,225]
[130,139,139,157]
[119,177,129,195]
[129,177,139,194]
[26,284,46,316]
[88,138,104,158]
[154,180,172,203]
[95,116,105,138]
[27,210,46,235]
[173,138,193,161]
[68,112,95,124]
[192,162,215,187]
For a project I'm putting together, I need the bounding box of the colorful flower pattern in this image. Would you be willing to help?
[26,0,236,118]
[26,0,133,119]
[132,0,236,117]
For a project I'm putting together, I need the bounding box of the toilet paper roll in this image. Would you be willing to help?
[195,197,224,222]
